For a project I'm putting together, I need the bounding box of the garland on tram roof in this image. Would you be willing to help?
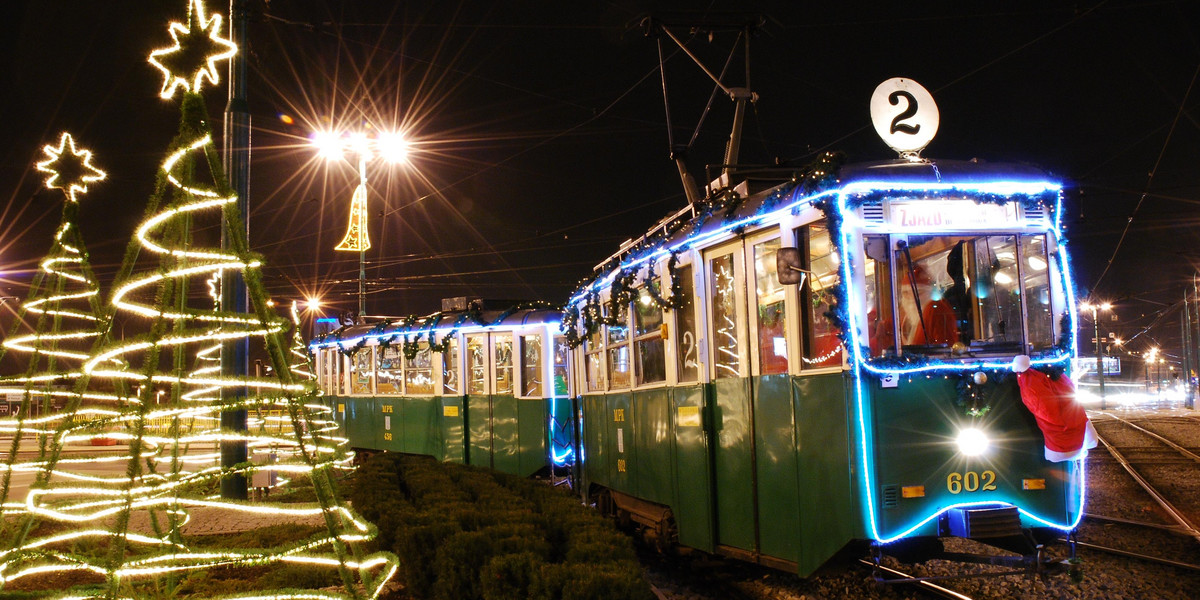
[561,152,845,349]
[321,302,560,358]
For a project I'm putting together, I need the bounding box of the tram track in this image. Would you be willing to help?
[1090,413,1200,543]
[855,559,975,600]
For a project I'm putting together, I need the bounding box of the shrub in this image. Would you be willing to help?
[349,453,651,600]
[431,530,494,600]
[394,514,462,598]
[480,552,544,600]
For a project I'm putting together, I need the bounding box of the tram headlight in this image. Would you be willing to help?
[955,427,990,457]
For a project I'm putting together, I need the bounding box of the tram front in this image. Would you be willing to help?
[830,159,1090,570]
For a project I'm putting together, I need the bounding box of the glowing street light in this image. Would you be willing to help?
[310,128,409,321]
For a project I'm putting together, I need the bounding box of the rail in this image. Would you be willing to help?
[1092,428,1200,543]
[856,559,975,600]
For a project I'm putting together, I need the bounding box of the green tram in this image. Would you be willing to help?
[563,158,1084,576]
[309,304,576,478]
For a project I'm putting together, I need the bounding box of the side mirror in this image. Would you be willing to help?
[776,247,808,286]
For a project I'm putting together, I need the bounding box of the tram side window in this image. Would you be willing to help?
[442,338,460,395]
[634,282,666,385]
[864,235,896,357]
[495,333,514,394]
[709,253,741,378]
[377,345,404,394]
[406,345,435,395]
[674,265,700,383]
[801,222,842,369]
[467,335,488,394]
[753,238,788,374]
[351,347,374,394]
[521,334,543,396]
[607,316,632,389]
[1021,235,1055,350]
[553,336,569,396]
[585,327,604,391]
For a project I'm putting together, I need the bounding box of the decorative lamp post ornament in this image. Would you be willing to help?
[313,128,409,319]
[869,77,939,161]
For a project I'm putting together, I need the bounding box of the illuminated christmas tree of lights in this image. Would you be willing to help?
[0,131,112,518]
[0,1,393,597]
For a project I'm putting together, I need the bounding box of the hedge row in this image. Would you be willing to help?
[350,454,653,600]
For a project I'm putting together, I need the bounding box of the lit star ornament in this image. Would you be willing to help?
[147,0,237,100]
[35,132,106,203]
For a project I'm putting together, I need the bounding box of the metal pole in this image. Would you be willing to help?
[220,0,250,500]
[1094,309,1106,409]
[1184,293,1193,406]
[357,155,368,320]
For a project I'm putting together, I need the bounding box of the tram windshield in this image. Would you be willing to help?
[864,233,1057,358]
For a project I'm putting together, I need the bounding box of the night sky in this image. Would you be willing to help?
[1,1,1198,365]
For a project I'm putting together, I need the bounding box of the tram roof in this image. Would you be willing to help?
[310,304,561,350]
[584,157,1061,290]
[836,158,1058,187]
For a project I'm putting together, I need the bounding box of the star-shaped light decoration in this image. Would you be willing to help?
[35,133,107,203]
[147,0,237,100]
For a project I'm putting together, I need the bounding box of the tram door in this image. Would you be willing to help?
[705,231,789,555]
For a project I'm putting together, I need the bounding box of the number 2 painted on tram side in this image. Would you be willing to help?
[888,90,921,135]
[946,470,998,494]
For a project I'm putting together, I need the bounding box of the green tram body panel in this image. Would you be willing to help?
[329,393,554,478]
[867,376,1079,536]
[581,373,856,576]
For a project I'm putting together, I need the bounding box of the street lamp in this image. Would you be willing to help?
[1081,302,1112,409]
[311,128,409,321]
[1145,347,1158,392]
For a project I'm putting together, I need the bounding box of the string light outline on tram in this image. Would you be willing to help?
[556,171,1084,542]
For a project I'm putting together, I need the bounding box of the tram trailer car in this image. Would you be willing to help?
[563,158,1086,577]
[309,303,576,479]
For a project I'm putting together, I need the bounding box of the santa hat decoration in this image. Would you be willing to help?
[1011,355,1097,462]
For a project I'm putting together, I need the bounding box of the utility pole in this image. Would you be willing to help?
[1184,292,1194,408]
[220,0,250,500]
